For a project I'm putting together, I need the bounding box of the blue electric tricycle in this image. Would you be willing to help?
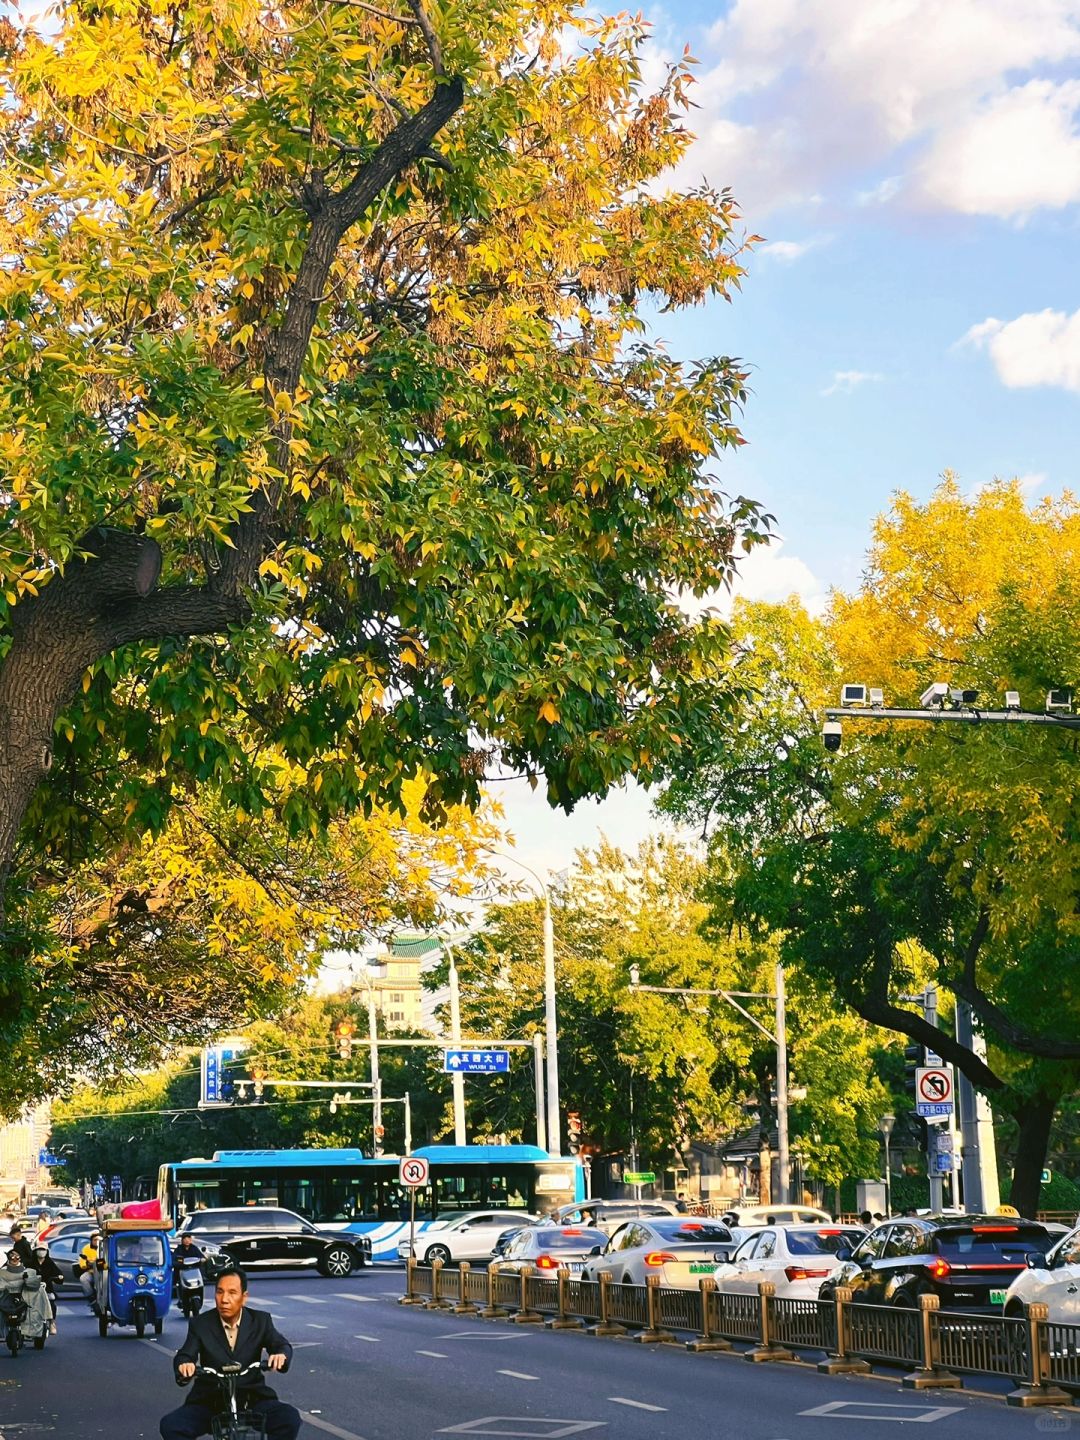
[96,1219,173,1338]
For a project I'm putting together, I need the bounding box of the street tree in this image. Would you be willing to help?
[0,0,768,969]
[4,774,497,1113]
[664,483,1080,1213]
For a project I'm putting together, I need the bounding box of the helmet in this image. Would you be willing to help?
[33,1244,47,1255]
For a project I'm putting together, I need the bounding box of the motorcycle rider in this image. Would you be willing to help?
[173,1233,206,1313]
[77,1230,102,1312]
[0,1250,52,1344]
[7,1225,33,1267]
[30,1243,63,1335]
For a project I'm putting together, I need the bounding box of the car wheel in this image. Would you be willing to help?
[424,1244,452,1267]
[890,1291,917,1309]
[318,1246,355,1278]
[1005,1301,1026,1320]
[622,1274,633,1286]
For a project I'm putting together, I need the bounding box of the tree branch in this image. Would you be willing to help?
[406,0,444,76]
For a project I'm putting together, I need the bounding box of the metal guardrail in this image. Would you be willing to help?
[400,1263,1080,1408]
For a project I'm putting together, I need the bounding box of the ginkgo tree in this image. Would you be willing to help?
[0,0,769,998]
[666,482,1080,1214]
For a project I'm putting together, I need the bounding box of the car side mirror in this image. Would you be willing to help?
[1027,1253,1046,1269]
[589,1244,603,1256]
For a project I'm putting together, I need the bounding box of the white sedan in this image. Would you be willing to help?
[713,1224,866,1301]
[581,1217,738,1290]
[1003,1225,1080,1320]
[397,1210,539,1266]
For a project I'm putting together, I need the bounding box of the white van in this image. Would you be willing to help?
[719,1204,833,1228]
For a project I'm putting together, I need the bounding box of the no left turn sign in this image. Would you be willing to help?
[917,1068,953,1105]
[400,1156,430,1187]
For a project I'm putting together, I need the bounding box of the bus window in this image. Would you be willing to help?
[486,1174,527,1209]
[435,1172,485,1214]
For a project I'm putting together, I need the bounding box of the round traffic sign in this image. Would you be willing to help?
[399,1156,429,1187]
[917,1069,952,1104]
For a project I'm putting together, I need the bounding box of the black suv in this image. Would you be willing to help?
[820,1214,1052,1313]
[177,1207,369,1277]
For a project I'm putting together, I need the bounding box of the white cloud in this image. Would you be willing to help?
[759,238,818,262]
[645,0,1080,221]
[960,308,1080,392]
[821,369,884,396]
[676,539,826,620]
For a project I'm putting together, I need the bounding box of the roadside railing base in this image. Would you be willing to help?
[590,1320,627,1337]
[686,1336,732,1353]
[1006,1384,1074,1409]
[746,1344,796,1364]
[902,1369,962,1390]
[547,1316,586,1331]
[633,1327,678,1345]
[818,1356,871,1375]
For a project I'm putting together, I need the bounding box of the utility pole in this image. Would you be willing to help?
[446,943,467,1146]
[955,1002,1000,1211]
[532,1033,547,1153]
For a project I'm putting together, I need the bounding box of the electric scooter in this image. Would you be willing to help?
[194,1361,268,1439]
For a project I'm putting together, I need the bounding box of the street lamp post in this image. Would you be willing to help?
[629,963,793,1205]
[488,851,561,1157]
[879,1112,895,1216]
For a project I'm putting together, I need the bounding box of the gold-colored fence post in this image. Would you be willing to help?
[399,1257,425,1306]
[453,1260,477,1315]
[687,1278,731,1353]
[510,1265,544,1324]
[548,1268,585,1331]
[1007,1302,1074,1407]
[818,1286,869,1374]
[590,1272,626,1337]
[903,1294,960,1390]
[427,1257,452,1310]
[480,1262,507,1320]
[634,1275,677,1345]
[746,1282,794,1363]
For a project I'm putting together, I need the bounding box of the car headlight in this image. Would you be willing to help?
[136,1273,148,1286]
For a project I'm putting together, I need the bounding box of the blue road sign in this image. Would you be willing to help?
[38,1150,59,1167]
[443,1049,511,1074]
[93,1182,104,1198]
[933,1152,955,1174]
[916,1101,953,1118]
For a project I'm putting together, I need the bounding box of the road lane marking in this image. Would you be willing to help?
[497,1371,539,1381]
[287,1295,327,1304]
[300,1413,369,1440]
[353,1334,381,1342]
[436,1330,528,1341]
[417,1349,449,1357]
[799,1401,962,1423]
[607,1399,666,1413]
[333,1293,378,1303]
[307,1323,329,1329]
[437,1422,605,1437]
[380,1290,401,1297]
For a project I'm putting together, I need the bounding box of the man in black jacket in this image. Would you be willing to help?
[160,1266,301,1439]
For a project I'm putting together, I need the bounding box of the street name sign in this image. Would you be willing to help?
[400,1156,430,1187]
[915,1066,954,1120]
[624,1171,656,1184]
[443,1049,510,1074]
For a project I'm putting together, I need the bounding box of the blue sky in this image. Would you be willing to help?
[498,0,1080,878]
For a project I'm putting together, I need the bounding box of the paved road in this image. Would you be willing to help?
[0,1270,1072,1438]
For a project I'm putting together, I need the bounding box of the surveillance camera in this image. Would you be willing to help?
[629,964,640,987]
[920,682,948,709]
[840,683,867,708]
[823,719,842,753]
[1047,688,1073,713]
[1004,690,1021,711]
[949,688,978,708]
[868,687,885,708]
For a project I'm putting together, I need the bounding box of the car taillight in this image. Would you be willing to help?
[929,1257,951,1280]
[535,1254,560,1270]
[784,1266,830,1282]
[973,1225,1017,1234]
[643,1252,676,1267]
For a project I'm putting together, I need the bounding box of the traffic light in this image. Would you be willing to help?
[566,1111,583,1154]
[335,1019,356,1060]
[903,1044,923,1095]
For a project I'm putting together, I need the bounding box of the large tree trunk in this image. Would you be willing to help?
[1008,1088,1058,1219]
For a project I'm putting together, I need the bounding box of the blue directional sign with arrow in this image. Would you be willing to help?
[443,1049,510,1074]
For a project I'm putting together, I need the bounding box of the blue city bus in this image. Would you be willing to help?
[157,1145,586,1259]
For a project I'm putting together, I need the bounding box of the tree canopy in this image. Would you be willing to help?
[0,0,767,929]
[662,479,1080,1213]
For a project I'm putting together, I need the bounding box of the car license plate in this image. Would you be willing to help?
[990,1289,1007,1306]
[690,1263,713,1274]
[567,1262,583,1272]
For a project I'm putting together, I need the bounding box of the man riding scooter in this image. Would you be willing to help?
[173,1232,207,1318]
[77,1230,102,1313]
[31,1242,64,1335]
